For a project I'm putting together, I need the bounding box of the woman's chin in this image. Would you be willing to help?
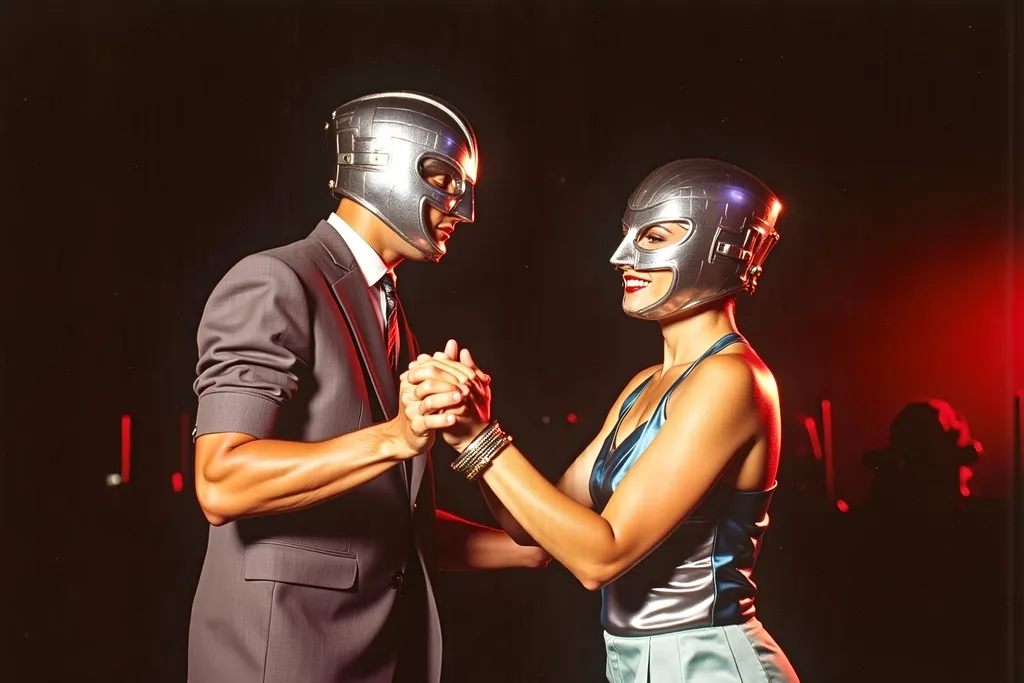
[622,302,650,319]
[621,292,656,317]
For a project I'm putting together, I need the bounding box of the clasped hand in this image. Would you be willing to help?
[398,339,492,453]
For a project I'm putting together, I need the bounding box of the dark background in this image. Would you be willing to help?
[3,1,1020,681]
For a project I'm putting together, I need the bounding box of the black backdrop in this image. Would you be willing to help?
[3,1,1018,681]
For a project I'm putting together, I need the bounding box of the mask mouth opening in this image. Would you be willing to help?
[635,267,679,318]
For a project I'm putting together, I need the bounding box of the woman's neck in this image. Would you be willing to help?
[658,299,739,372]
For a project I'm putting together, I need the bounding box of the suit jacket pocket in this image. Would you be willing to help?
[243,541,358,591]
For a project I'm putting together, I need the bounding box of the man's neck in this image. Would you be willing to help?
[334,200,404,270]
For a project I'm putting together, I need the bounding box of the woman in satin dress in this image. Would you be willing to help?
[403,159,800,682]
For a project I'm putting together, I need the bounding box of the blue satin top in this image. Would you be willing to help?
[588,333,776,637]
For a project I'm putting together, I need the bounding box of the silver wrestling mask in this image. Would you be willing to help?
[611,158,783,320]
[327,91,478,260]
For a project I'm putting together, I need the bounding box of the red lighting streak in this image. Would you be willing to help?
[120,414,131,484]
[821,400,835,501]
[801,416,823,462]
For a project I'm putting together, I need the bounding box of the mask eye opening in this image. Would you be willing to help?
[418,156,464,195]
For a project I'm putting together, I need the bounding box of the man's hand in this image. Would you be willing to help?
[388,370,465,457]
[403,339,492,453]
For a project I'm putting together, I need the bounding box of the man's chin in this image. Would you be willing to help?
[429,234,450,257]
[407,240,446,263]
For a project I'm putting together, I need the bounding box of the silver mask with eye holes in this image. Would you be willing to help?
[611,158,783,320]
[327,91,478,261]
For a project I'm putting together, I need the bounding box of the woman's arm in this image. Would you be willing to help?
[475,368,657,545]
[410,354,764,590]
[415,358,655,544]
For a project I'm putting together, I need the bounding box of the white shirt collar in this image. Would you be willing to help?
[326,212,389,288]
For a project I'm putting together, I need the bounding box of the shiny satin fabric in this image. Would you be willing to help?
[588,333,777,637]
[603,619,799,683]
[599,487,775,636]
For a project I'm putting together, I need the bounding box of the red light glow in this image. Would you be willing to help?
[833,239,1022,501]
[461,153,478,183]
[120,414,131,484]
[802,416,824,462]
[958,465,973,498]
[821,400,835,500]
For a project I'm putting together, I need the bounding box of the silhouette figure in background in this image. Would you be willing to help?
[862,398,981,513]
[847,399,1003,683]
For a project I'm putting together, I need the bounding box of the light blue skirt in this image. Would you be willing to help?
[603,619,799,683]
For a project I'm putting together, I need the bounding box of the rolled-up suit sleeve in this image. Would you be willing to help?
[193,253,311,440]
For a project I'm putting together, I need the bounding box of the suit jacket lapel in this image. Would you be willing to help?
[310,221,398,420]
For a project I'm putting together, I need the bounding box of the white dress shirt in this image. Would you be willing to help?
[326,212,392,339]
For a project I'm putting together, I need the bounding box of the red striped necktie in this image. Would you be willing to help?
[379,272,399,375]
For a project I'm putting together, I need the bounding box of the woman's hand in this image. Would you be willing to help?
[402,341,492,453]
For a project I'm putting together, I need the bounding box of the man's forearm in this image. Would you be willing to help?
[434,509,550,571]
[196,421,416,525]
[479,482,540,546]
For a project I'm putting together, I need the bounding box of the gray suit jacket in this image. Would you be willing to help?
[187,221,441,683]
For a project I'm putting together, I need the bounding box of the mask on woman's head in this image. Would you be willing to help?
[611,159,783,320]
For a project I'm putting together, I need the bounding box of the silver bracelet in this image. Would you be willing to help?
[451,421,513,482]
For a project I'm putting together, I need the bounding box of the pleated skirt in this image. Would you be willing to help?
[603,619,799,683]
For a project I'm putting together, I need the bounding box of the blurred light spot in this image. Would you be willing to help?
[171,472,184,493]
[836,499,850,513]
[106,473,122,487]
[566,413,579,424]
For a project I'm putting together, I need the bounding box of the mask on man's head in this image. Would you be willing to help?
[327,91,478,261]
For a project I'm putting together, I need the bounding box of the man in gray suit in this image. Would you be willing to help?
[188,92,547,683]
